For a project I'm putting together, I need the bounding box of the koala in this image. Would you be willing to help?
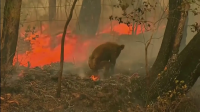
[88,42,125,77]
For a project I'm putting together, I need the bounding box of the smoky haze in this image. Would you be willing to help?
[1,0,200,97]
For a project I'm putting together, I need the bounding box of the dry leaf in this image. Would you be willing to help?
[5,93,11,100]
[1,97,5,101]
[7,100,19,105]
[164,66,167,71]
[72,93,80,98]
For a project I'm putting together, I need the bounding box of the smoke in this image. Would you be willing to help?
[2,0,199,84]
[77,68,87,79]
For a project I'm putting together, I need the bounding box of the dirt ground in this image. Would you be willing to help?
[1,62,200,112]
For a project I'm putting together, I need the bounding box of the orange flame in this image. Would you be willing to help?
[13,21,150,68]
[90,75,99,81]
[99,21,146,35]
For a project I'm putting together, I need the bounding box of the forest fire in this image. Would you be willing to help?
[13,22,145,68]
[99,21,145,35]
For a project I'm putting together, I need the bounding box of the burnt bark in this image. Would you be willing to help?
[75,0,101,37]
[49,0,57,49]
[172,9,188,54]
[179,16,188,52]
[147,0,183,83]
[147,31,200,102]
[1,0,22,66]
[56,0,78,98]
[49,0,56,22]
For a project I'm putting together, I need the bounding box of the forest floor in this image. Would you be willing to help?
[1,62,200,112]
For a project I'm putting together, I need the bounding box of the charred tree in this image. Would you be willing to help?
[0,0,5,14]
[147,31,200,101]
[147,0,183,83]
[179,16,188,52]
[49,0,57,48]
[1,0,22,66]
[75,0,101,37]
[143,1,194,102]
[56,0,78,98]
[171,2,189,54]
[49,0,56,22]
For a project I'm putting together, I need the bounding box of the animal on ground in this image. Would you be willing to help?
[88,42,125,77]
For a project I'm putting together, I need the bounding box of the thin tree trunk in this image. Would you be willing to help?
[1,0,22,66]
[147,0,183,83]
[132,22,136,35]
[147,31,200,102]
[56,0,78,98]
[75,0,101,37]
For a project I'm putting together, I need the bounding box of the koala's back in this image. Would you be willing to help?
[91,42,120,60]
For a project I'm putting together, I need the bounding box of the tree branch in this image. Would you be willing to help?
[56,0,78,98]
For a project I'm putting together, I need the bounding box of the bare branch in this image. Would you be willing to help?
[56,0,78,98]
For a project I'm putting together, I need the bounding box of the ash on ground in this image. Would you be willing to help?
[1,62,200,112]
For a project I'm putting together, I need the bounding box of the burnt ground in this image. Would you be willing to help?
[1,62,200,112]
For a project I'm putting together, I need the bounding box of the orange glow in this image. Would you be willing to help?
[13,21,147,68]
[99,21,145,35]
[14,25,95,68]
[90,75,99,81]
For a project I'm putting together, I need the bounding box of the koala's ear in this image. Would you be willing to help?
[120,45,125,50]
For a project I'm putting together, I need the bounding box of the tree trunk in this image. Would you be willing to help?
[49,0,57,49]
[147,31,200,102]
[147,0,183,83]
[1,0,22,66]
[171,7,189,54]
[179,16,188,52]
[56,0,78,98]
[49,0,56,22]
[75,0,101,37]
[0,0,5,17]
